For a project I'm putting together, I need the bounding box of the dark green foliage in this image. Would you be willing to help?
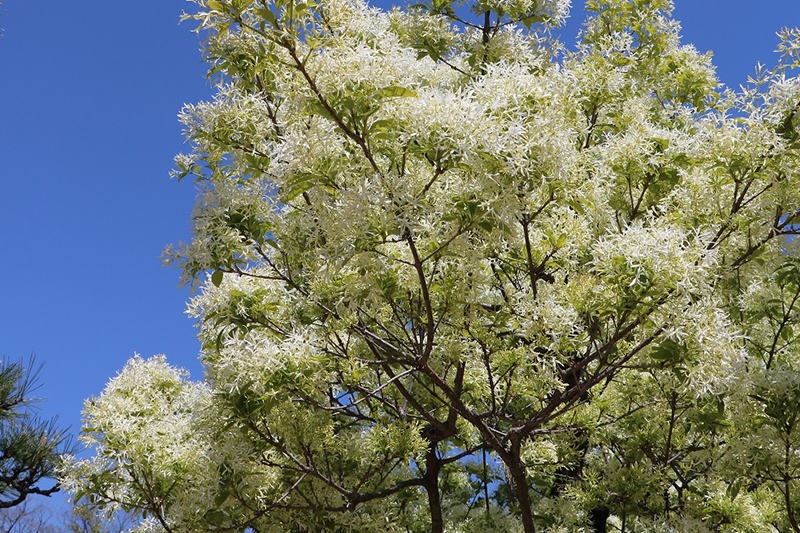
[0,358,72,508]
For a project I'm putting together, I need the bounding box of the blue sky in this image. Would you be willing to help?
[1,0,799,508]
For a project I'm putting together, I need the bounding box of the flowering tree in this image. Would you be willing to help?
[61,0,800,531]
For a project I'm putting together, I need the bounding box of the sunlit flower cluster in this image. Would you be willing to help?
[63,0,800,530]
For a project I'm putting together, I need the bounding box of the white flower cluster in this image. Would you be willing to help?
[592,220,717,295]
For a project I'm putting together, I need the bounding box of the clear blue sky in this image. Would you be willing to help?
[0,0,798,503]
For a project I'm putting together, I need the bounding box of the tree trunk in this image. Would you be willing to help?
[511,466,535,533]
[589,506,609,533]
[424,443,444,533]
[508,438,536,533]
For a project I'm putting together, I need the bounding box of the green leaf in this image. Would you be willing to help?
[477,219,494,232]
[376,86,417,99]
[307,99,335,120]
[672,366,688,382]
[212,270,224,287]
[610,53,634,67]
[727,478,742,501]
[204,509,226,526]
[217,21,232,36]
[256,7,278,26]
[282,171,329,201]
[650,339,684,364]
[566,198,587,215]
[207,0,225,12]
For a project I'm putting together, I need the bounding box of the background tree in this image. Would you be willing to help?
[1,358,71,509]
[0,501,60,533]
[63,504,134,533]
[0,501,132,533]
[61,0,800,532]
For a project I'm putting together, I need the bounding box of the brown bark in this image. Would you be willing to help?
[424,442,444,533]
[589,507,609,533]
[508,437,536,533]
